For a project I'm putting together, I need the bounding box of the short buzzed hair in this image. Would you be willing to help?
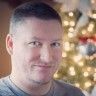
[9,1,62,34]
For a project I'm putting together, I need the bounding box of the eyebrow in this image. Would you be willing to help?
[31,36,62,42]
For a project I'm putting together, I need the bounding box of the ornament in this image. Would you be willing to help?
[77,36,96,56]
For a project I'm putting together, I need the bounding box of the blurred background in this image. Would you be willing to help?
[0,0,96,95]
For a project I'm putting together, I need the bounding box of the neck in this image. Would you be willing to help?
[10,74,53,95]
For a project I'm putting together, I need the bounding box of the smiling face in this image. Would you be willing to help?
[6,18,63,85]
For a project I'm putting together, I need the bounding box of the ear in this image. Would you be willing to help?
[6,34,13,55]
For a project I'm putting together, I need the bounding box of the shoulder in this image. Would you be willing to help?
[91,85,96,96]
[53,80,85,96]
[0,77,7,88]
[0,76,14,96]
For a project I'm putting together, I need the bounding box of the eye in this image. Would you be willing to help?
[51,42,61,48]
[28,41,42,47]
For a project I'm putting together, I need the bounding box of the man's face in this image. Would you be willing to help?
[8,18,63,84]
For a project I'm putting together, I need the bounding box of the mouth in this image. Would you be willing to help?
[33,65,52,68]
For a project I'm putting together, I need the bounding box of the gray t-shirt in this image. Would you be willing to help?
[0,76,85,96]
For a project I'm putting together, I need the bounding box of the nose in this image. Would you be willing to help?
[40,45,53,63]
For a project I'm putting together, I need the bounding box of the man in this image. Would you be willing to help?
[0,1,85,96]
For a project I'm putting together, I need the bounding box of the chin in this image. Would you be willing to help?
[30,75,52,85]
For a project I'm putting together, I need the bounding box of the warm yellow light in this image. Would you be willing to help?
[85,56,90,60]
[87,27,93,32]
[89,23,94,28]
[83,72,89,77]
[89,56,94,60]
[93,73,96,81]
[69,67,75,71]
[75,83,80,88]
[81,30,87,35]
[84,81,92,88]
[69,67,76,76]
[68,32,75,38]
[54,73,59,79]
[92,13,96,19]
[63,20,69,26]
[78,61,84,67]
[69,21,75,26]
[87,23,94,32]
[68,12,74,17]
[87,67,92,72]
[68,27,74,32]
[95,69,96,72]
[73,54,83,62]
[63,42,71,51]
[62,52,67,57]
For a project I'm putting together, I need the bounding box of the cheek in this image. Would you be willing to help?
[25,49,39,62]
[54,49,62,61]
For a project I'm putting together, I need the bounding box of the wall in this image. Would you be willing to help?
[0,2,12,78]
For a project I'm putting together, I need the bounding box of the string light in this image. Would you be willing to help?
[92,13,96,19]
[63,42,71,51]
[68,12,74,17]
[93,72,96,81]
[84,81,92,88]
[68,27,74,32]
[54,73,59,79]
[87,23,94,32]
[95,69,96,72]
[63,20,69,26]
[54,2,96,91]
[73,54,83,62]
[78,61,84,67]
[81,29,87,35]
[87,67,92,72]
[62,52,67,57]
[69,21,75,26]
[68,32,75,38]
[89,23,94,28]
[75,83,80,88]
[69,66,76,76]
[83,72,89,77]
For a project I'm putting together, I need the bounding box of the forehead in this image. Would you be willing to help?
[14,18,63,41]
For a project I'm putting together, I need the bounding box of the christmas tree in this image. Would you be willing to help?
[53,0,96,93]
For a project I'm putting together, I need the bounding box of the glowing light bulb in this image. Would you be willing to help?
[63,20,69,26]
[87,27,93,32]
[73,54,83,62]
[69,21,75,26]
[69,27,74,32]
[89,23,94,28]
[87,67,92,72]
[93,73,96,81]
[75,83,80,88]
[62,52,67,57]
[69,67,76,76]
[78,61,84,67]
[81,30,87,35]
[68,32,75,38]
[84,81,91,88]
[95,69,96,72]
[54,73,59,79]
[87,23,94,32]
[83,72,89,77]
[63,42,71,51]
[92,13,96,19]
[68,12,74,17]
